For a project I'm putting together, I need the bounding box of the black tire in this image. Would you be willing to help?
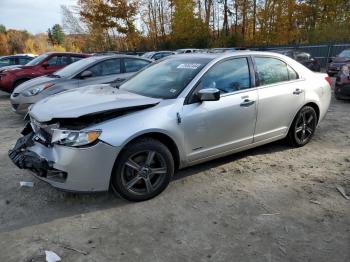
[287,106,318,147]
[111,138,174,202]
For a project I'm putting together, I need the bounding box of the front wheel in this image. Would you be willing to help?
[287,106,317,147]
[111,138,174,201]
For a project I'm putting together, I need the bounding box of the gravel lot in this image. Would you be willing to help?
[0,90,349,262]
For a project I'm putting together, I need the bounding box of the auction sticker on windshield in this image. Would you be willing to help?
[177,63,202,69]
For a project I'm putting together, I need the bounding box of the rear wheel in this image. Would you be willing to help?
[111,138,174,201]
[287,106,317,147]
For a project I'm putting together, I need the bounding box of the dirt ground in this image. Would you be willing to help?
[0,89,349,262]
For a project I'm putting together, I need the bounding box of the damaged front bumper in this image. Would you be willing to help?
[9,124,120,192]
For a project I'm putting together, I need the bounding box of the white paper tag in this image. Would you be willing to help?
[177,63,201,70]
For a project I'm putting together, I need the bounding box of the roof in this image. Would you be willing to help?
[82,54,153,62]
[166,50,291,60]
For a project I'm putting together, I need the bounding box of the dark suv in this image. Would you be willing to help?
[0,52,89,93]
[327,49,350,76]
[0,55,35,69]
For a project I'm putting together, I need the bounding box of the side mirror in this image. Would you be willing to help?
[80,70,93,79]
[42,61,49,68]
[197,88,220,102]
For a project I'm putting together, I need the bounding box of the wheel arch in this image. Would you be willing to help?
[115,131,181,171]
[286,101,320,135]
[304,102,320,123]
[13,77,31,88]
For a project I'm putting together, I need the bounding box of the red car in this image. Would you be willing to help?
[0,52,89,93]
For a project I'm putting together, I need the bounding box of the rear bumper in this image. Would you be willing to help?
[9,129,120,192]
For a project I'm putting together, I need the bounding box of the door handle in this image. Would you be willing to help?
[115,78,125,82]
[240,99,255,107]
[293,88,303,95]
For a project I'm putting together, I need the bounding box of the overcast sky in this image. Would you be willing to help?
[0,0,77,34]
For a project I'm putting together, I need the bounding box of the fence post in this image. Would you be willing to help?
[326,44,332,70]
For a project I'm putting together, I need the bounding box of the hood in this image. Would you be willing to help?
[29,84,161,122]
[332,57,350,63]
[0,65,24,72]
[13,76,58,93]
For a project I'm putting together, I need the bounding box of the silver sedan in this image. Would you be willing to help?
[9,52,331,201]
[10,55,152,114]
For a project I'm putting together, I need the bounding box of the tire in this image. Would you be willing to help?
[111,138,174,202]
[287,106,318,147]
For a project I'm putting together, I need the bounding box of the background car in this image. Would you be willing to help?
[9,52,331,202]
[327,49,350,76]
[0,54,36,68]
[142,51,175,60]
[11,55,152,114]
[271,49,321,72]
[0,52,89,93]
[176,49,200,54]
[335,64,350,100]
[208,48,237,53]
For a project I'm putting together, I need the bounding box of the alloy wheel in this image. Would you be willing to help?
[294,109,316,144]
[121,150,168,196]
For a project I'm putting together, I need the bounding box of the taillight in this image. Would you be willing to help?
[325,76,332,86]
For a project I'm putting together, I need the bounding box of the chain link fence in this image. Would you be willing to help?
[251,44,350,69]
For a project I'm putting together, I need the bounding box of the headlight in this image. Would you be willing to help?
[51,129,102,147]
[341,65,350,76]
[22,83,55,96]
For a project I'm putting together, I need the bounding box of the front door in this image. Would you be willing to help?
[182,57,258,162]
[78,58,122,87]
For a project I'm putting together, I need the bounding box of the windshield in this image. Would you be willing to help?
[120,57,212,99]
[339,50,350,58]
[142,52,155,59]
[53,57,94,78]
[26,53,49,66]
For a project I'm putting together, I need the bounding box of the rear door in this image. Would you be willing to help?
[182,57,258,162]
[78,58,122,87]
[253,56,305,142]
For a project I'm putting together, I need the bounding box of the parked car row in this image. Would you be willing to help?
[7,51,332,202]
[0,52,89,93]
[10,55,152,113]
[0,54,36,69]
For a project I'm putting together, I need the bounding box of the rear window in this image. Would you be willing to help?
[255,57,291,86]
[125,59,150,73]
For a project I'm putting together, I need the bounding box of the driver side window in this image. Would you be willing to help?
[199,57,251,94]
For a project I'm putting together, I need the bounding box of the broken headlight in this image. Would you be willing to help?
[51,129,102,147]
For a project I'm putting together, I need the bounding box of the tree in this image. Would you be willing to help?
[0,33,9,55]
[48,24,65,45]
[0,24,6,34]
[7,30,30,54]
[172,0,208,47]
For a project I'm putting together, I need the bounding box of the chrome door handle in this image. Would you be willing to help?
[240,99,255,107]
[293,89,303,95]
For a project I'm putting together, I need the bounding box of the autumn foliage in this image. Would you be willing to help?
[1,0,350,55]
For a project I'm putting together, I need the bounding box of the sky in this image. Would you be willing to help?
[0,0,77,34]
